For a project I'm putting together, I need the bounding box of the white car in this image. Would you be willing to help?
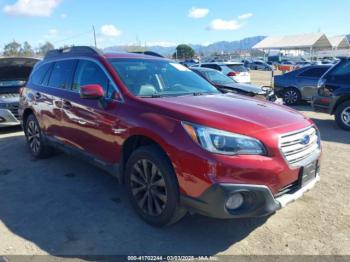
[197,62,251,84]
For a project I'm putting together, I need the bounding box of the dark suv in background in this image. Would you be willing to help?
[313,58,350,130]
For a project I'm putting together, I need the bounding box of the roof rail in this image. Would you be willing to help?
[44,46,102,59]
[131,51,164,58]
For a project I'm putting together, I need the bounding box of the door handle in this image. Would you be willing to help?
[62,100,72,109]
[35,92,41,99]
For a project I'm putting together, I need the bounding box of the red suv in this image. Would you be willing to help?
[19,47,321,226]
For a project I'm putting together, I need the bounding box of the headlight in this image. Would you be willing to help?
[182,122,266,156]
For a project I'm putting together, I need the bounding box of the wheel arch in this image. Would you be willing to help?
[120,133,176,184]
[332,95,350,114]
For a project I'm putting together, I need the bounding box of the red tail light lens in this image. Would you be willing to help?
[227,72,237,77]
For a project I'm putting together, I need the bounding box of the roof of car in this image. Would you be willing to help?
[201,62,243,65]
[44,46,168,61]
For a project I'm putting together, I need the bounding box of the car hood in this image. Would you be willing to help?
[0,57,39,81]
[218,82,265,94]
[144,94,311,135]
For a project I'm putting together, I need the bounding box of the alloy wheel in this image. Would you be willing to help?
[27,120,41,154]
[341,106,350,127]
[284,90,298,104]
[130,159,168,216]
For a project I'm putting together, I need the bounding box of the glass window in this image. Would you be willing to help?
[298,67,329,78]
[73,60,115,97]
[328,60,350,79]
[201,64,222,71]
[226,64,247,72]
[203,70,236,85]
[48,60,76,89]
[109,59,219,97]
[31,63,52,86]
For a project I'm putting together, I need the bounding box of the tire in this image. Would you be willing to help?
[24,114,53,158]
[125,145,186,226]
[335,100,350,131]
[283,88,301,105]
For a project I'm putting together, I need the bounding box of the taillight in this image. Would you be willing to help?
[227,72,237,77]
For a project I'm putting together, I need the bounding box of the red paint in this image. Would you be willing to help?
[20,52,321,199]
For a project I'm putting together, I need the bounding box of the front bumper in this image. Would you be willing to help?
[0,108,20,127]
[181,174,320,219]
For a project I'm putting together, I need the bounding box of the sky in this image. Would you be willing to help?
[0,0,349,49]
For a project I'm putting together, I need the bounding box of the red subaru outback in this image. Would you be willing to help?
[19,47,321,226]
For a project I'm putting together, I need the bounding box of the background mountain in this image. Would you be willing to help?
[105,36,266,57]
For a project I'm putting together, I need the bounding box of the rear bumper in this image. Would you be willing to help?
[0,108,20,127]
[312,95,338,114]
[181,174,320,219]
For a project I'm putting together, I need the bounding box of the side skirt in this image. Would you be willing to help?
[45,136,122,183]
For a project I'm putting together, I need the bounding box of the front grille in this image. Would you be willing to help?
[7,104,19,119]
[279,126,320,167]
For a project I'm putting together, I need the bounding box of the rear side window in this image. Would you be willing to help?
[48,60,76,89]
[31,63,52,85]
[226,64,247,72]
[298,67,329,78]
[73,60,114,97]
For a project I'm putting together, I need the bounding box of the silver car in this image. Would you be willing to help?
[0,57,39,127]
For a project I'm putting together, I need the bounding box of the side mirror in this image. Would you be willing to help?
[80,84,104,99]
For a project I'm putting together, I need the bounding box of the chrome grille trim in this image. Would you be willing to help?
[279,126,321,167]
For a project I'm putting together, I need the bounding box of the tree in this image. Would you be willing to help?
[39,42,54,56]
[3,41,21,56]
[21,41,34,57]
[173,44,195,60]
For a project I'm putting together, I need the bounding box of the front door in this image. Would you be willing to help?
[60,59,123,164]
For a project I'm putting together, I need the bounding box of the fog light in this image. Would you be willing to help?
[225,193,244,210]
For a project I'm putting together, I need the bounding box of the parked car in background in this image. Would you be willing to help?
[0,57,39,127]
[191,67,281,103]
[198,62,251,84]
[274,65,332,105]
[20,46,321,226]
[246,60,273,71]
[313,58,350,130]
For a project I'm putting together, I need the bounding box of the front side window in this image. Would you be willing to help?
[109,59,219,97]
[48,60,76,89]
[72,60,114,97]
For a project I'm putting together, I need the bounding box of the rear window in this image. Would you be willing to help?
[31,63,52,86]
[327,60,350,80]
[226,64,247,73]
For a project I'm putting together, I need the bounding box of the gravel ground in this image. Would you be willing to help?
[0,106,349,256]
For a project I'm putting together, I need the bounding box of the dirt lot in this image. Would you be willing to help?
[0,106,349,256]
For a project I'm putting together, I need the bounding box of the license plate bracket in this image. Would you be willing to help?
[300,161,318,187]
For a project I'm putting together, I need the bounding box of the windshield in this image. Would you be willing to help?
[109,59,219,97]
[202,70,236,85]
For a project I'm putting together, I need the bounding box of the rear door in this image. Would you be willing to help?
[60,59,123,164]
[297,67,330,99]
